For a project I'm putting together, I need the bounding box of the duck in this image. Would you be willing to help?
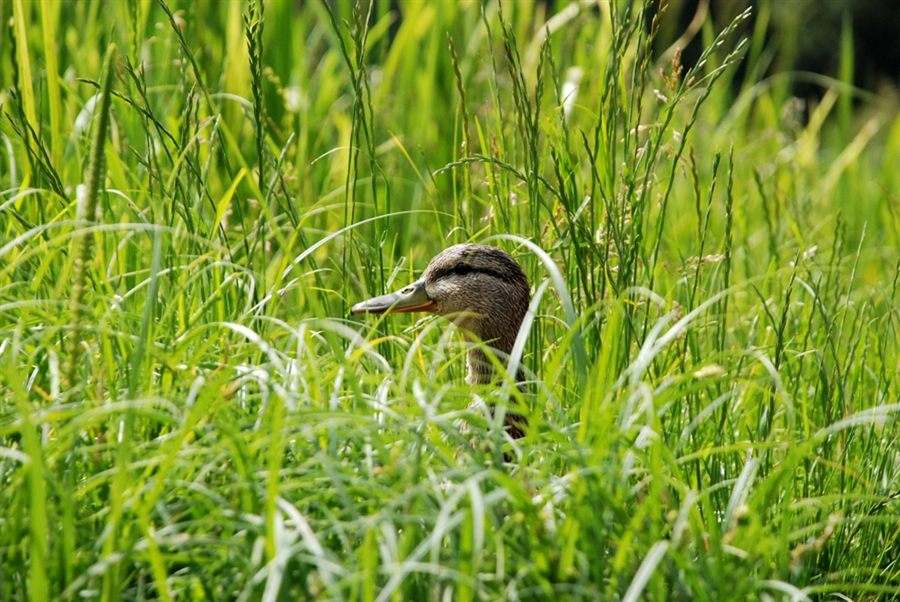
[351,243,530,439]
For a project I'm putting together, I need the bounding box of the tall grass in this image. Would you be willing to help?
[1,0,899,600]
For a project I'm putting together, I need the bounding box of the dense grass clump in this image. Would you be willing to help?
[2,0,899,600]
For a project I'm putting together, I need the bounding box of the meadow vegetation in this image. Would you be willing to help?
[1,0,899,600]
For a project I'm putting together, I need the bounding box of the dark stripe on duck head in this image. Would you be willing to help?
[429,262,520,286]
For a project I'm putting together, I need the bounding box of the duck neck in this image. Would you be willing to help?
[466,347,497,385]
[464,324,522,385]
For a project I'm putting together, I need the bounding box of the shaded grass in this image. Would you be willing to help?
[1,0,900,600]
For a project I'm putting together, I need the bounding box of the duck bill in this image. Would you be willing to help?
[351,279,436,314]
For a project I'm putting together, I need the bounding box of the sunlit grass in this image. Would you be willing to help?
[1,0,899,600]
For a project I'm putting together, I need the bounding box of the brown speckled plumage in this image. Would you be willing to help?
[352,243,530,439]
[420,244,530,384]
